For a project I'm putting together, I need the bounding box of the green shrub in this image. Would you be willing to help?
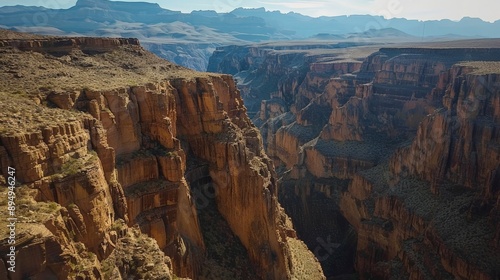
[60,158,83,176]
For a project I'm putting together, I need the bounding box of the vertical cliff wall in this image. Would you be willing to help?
[0,35,323,279]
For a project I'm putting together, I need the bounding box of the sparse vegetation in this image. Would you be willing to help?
[353,161,500,276]
[0,185,60,238]
[0,91,87,136]
[312,138,393,163]
[60,157,84,176]
[58,153,98,177]
[194,183,258,280]
[457,61,500,74]
[287,237,327,279]
[101,227,173,280]
[11,43,185,93]
[0,33,211,138]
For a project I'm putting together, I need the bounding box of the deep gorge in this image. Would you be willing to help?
[208,42,500,279]
[0,29,499,280]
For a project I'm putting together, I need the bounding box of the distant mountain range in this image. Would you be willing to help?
[0,0,498,70]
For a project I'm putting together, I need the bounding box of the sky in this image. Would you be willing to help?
[1,0,499,22]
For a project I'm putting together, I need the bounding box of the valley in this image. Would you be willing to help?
[208,40,500,279]
[0,1,499,279]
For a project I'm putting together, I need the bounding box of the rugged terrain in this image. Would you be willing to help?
[0,30,324,279]
[2,0,500,70]
[208,40,500,279]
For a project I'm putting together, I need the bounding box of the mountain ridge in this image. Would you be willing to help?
[0,0,499,70]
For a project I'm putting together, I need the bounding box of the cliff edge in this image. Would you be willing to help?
[0,30,324,280]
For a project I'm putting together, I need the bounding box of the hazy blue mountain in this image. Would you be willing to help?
[230,8,500,38]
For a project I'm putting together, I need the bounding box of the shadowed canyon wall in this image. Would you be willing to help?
[208,43,500,279]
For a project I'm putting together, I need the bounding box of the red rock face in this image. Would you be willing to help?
[209,44,500,279]
[392,66,500,195]
[0,37,324,279]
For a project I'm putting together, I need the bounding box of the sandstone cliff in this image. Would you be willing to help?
[209,42,500,279]
[0,32,323,280]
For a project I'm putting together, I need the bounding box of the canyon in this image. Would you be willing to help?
[208,40,500,279]
[0,30,324,279]
[0,26,499,280]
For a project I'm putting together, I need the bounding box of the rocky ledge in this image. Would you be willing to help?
[0,37,140,54]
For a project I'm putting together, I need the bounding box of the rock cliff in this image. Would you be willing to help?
[0,33,323,279]
[0,37,140,54]
[208,42,500,279]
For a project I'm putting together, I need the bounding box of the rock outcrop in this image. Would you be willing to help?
[209,42,500,279]
[0,34,323,279]
[0,37,140,54]
[390,64,500,195]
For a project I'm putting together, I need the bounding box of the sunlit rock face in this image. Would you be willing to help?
[0,33,324,280]
[209,42,500,279]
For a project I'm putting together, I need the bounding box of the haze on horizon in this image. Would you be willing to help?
[0,0,499,23]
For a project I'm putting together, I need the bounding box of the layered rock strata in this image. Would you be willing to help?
[0,35,323,279]
[0,37,140,54]
[209,43,500,279]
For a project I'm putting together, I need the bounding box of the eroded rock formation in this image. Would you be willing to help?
[209,42,500,279]
[0,34,323,279]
